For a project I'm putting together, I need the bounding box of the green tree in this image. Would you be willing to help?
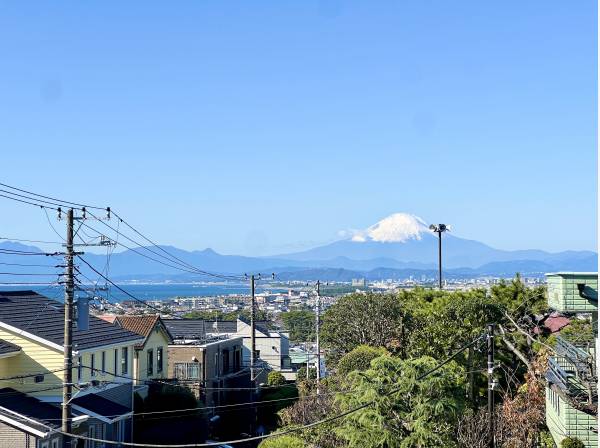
[280,310,315,342]
[335,355,465,448]
[321,293,411,362]
[336,345,389,376]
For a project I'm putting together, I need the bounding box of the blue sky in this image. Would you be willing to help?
[0,1,596,255]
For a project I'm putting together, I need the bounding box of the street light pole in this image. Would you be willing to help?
[429,224,448,290]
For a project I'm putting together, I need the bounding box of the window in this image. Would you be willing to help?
[90,353,96,377]
[87,424,96,448]
[40,442,49,448]
[222,349,230,373]
[101,351,106,374]
[174,362,199,379]
[121,347,128,375]
[77,355,82,381]
[157,347,163,373]
[51,439,59,448]
[114,348,118,375]
[147,349,154,376]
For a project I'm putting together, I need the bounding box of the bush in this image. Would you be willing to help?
[259,435,305,448]
[144,383,198,412]
[267,371,287,386]
[561,437,585,448]
[336,345,389,376]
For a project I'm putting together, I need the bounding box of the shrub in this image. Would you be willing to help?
[267,371,287,386]
[561,437,585,448]
[336,345,389,376]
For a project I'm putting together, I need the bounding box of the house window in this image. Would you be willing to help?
[90,353,96,377]
[40,441,49,448]
[114,348,118,375]
[174,362,199,379]
[147,349,154,376]
[121,347,128,375]
[222,349,230,373]
[51,438,59,448]
[157,347,163,373]
[101,351,106,374]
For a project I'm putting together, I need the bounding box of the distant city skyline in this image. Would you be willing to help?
[0,1,596,255]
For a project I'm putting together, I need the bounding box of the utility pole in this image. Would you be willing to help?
[487,323,495,448]
[62,209,74,448]
[315,280,321,394]
[250,274,256,383]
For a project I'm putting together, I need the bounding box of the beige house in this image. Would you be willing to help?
[111,315,173,395]
[0,290,143,448]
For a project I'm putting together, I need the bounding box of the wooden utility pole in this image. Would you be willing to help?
[62,209,74,448]
[487,323,495,448]
[315,280,321,393]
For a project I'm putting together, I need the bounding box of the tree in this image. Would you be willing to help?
[321,293,411,362]
[335,355,466,447]
[336,345,389,376]
[280,310,315,342]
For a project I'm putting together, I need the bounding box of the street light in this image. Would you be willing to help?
[429,224,449,290]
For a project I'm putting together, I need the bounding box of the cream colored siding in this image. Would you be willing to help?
[0,328,63,397]
[135,327,170,384]
[0,327,138,397]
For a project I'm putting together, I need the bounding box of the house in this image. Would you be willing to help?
[0,290,144,447]
[110,315,173,396]
[233,318,293,379]
[163,319,248,407]
[544,273,598,447]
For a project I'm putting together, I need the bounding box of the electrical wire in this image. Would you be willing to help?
[60,335,484,447]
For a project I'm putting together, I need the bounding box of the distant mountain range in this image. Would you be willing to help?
[0,213,596,282]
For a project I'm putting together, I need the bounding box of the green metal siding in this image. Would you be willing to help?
[545,387,598,447]
[546,273,598,313]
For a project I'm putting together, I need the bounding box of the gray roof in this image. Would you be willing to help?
[204,320,237,334]
[0,340,20,355]
[0,291,143,351]
[72,392,131,417]
[163,319,207,340]
[0,388,82,434]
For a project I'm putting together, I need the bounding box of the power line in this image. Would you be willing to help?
[60,335,484,447]
[0,182,105,210]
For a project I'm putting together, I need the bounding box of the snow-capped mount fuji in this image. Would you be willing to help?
[276,213,597,270]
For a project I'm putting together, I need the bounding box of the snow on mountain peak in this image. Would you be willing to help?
[350,213,429,243]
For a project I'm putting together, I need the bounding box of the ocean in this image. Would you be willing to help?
[0,283,287,302]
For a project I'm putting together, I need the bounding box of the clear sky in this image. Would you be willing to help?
[0,1,596,256]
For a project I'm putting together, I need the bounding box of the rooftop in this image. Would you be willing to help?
[0,291,143,351]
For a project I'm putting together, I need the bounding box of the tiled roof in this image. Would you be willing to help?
[0,339,21,355]
[115,315,159,338]
[0,291,144,351]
